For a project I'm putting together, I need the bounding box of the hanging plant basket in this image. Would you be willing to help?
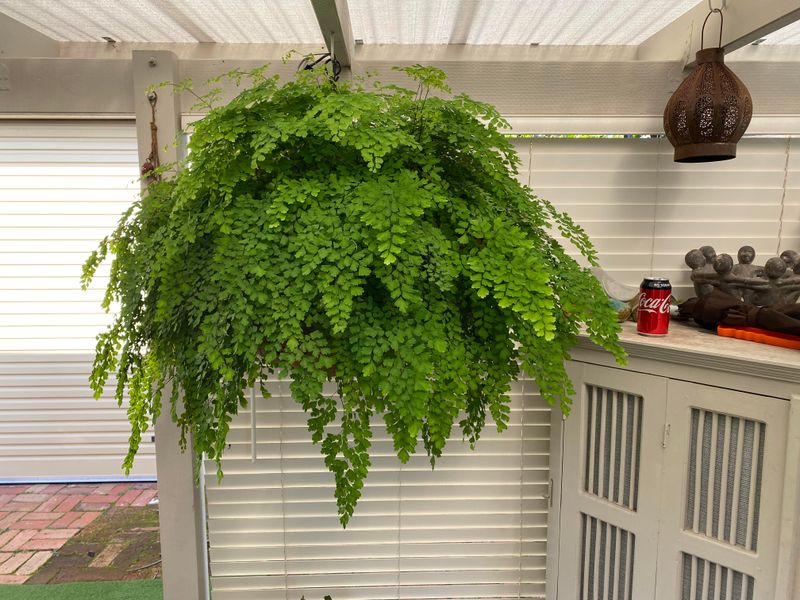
[83,65,624,525]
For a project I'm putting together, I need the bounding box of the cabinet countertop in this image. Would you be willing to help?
[576,320,800,385]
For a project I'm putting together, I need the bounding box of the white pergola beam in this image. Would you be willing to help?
[638,0,800,63]
[58,41,324,60]
[0,13,59,58]
[3,45,800,123]
[309,0,354,67]
[2,55,800,120]
[354,43,639,63]
[0,58,133,114]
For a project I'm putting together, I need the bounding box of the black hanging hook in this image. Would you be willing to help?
[298,32,341,82]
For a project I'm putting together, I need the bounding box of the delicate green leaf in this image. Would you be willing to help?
[82,63,624,529]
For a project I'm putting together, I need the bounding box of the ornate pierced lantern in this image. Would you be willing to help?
[663,9,752,163]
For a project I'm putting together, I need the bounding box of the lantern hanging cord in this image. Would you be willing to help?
[701,5,724,49]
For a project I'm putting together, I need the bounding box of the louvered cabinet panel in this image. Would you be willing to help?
[578,514,636,600]
[684,409,765,552]
[679,554,755,600]
[656,381,789,600]
[582,385,643,511]
[554,363,666,600]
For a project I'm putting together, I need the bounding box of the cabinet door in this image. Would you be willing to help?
[557,362,667,600]
[656,380,790,600]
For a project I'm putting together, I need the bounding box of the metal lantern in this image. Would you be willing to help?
[663,8,752,163]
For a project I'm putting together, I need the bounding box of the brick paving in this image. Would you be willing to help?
[0,482,157,584]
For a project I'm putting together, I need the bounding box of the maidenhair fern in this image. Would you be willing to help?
[83,64,624,526]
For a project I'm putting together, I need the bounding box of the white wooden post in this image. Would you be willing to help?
[132,50,210,600]
[784,394,800,599]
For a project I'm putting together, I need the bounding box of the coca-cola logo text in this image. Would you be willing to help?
[639,292,670,315]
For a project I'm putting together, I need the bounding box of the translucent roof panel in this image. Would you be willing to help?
[0,0,324,43]
[759,20,800,44]
[348,0,702,45]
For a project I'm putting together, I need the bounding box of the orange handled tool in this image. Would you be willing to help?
[717,325,800,350]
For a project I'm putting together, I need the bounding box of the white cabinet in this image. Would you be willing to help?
[547,323,800,600]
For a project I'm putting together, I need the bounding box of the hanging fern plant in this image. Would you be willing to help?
[83,64,624,526]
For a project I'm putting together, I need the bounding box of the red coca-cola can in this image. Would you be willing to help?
[637,277,671,336]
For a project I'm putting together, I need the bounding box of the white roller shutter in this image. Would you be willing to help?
[0,120,155,481]
[205,378,551,600]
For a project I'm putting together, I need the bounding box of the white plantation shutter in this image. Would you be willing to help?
[512,136,795,300]
[204,378,552,600]
[0,120,155,480]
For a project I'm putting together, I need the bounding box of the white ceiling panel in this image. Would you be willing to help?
[0,0,324,43]
[2,0,798,49]
[348,0,703,46]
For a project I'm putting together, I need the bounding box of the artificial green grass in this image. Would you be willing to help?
[0,579,162,599]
